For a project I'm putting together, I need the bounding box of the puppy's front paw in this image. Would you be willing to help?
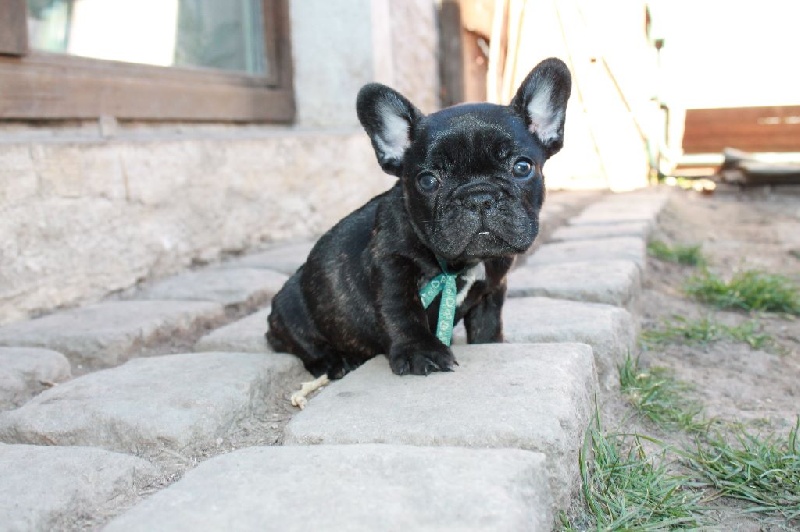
[389,343,457,376]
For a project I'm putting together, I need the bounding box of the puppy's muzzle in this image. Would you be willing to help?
[455,184,502,213]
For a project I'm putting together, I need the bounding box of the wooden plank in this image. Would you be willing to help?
[0,0,28,56]
[0,54,294,121]
[438,0,465,106]
[685,106,800,125]
[683,106,800,153]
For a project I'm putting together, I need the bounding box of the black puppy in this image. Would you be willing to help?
[267,58,571,380]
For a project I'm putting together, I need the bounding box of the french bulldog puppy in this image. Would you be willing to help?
[267,57,571,379]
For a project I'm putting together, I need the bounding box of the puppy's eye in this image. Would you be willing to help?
[512,158,534,180]
[417,172,440,193]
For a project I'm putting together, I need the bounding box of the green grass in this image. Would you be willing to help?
[686,418,800,521]
[641,316,774,350]
[648,240,706,266]
[574,417,705,530]
[619,356,707,433]
[685,269,800,315]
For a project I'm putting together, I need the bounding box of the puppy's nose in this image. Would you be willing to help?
[463,192,496,211]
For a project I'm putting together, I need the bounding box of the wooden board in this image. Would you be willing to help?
[682,106,800,153]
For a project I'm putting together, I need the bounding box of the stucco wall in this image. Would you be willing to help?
[0,1,439,325]
[0,131,397,324]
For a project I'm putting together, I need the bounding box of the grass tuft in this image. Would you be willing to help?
[577,417,705,530]
[648,240,706,266]
[619,356,707,433]
[684,269,800,315]
[686,418,800,521]
[641,316,774,350]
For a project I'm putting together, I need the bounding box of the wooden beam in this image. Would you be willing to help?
[0,0,28,56]
[683,106,800,153]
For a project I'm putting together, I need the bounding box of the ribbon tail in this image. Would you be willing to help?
[435,274,458,346]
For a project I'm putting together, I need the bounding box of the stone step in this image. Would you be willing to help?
[0,301,225,368]
[499,297,634,390]
[568,192,668,226]
[550,220,651,242]
[0,351,310,461]
[0,444,157,531]
[216,241,314,275]
[104,444,553,532]
[194,308,272,353]
[283,343,597,510]
[527,237,646,271]
[507,259,641,308]
[0,347,71,411]
[132,267,288,310]
[450,297,632,389]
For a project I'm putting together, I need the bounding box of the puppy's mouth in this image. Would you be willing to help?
[434,222,534,261]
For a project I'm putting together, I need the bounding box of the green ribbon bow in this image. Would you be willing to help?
[419,264,460,346]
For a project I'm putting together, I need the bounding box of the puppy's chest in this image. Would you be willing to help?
[418,262,487,309]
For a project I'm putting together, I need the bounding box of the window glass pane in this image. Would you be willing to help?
[26,0,268,76]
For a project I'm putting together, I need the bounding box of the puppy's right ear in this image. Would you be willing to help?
[357,84,423,177]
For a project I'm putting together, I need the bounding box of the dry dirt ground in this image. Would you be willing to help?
[643,186,800,428]
[600,184,800,530]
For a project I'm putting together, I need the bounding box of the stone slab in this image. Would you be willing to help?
[527,237,646,271]
[0,347,72,410]
[551,220,651,242]
[284,343,596,509]
[0,301,225,368]
[545,190,600,209]
[217,241,314,275]
[0,352,310,459]
[0,444,157,531]
[105,444,552,532]
[569,193,668,226]
[194,309,273,353]
[133,268,288,309]
[507,260,641,308]
[502,298,634,390]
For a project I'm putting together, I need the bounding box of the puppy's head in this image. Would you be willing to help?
[357,58,571,262]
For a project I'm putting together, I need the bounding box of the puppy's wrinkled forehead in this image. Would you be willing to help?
[415,104,536,171]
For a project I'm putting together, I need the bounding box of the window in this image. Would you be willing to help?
[0,0,293,122]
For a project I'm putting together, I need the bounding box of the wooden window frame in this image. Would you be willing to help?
[0,0,294,122]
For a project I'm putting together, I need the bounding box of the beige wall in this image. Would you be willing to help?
[0,1,439,325]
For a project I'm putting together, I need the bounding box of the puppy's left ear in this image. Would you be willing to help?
[357,84,423,177]
[510,58,572,158]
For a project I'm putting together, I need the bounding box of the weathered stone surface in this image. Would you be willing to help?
[0,444,157,531]
[217,242,314,275]
[194,309,272,353]
[527,237,646,271]
[0,347,72,410]
[502,298,634,390]
[569,193,668,226]
[0,301,224,368]
[133,268,288,309]
[105,444,552,532]
[284,343,596,509]
[0,352,310,458]
[551,220,651,242]
[507,260,641,308]
[546,190,600,210]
